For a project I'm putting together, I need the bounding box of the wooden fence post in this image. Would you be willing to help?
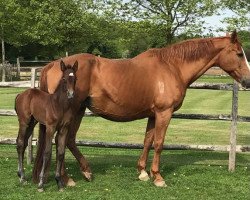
[16,57,20,79]
[1,38,6,82]
[27,68,37,165]
[228,80,238,172]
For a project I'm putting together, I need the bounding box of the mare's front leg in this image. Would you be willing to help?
[137,117,155,181]
[60,107,92,186]
[151,109,173,187]
[38,127,54,192]
[55,127,68,191]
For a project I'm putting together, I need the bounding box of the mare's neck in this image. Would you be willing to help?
[178,38,230,87]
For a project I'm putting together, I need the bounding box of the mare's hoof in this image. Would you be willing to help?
[66,178,76,187]
[138,170,150,181]
[82,172,92,182]
[37,188,44,192]
[154,180,167,187]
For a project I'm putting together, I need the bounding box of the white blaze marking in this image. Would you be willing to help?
[242,47,250,72]
[158,81,165,94]
[69,72,74,76]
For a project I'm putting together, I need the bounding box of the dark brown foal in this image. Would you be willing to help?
[15,60,78,191]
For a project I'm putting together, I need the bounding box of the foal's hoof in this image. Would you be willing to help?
[66,178,76,187]
[154,180,167,187]
[138,170,150,181]
[19,178,27,185]
[37,188,44,192]
[59,188,64,192]
[82,171,92,182]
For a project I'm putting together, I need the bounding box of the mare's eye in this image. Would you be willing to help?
[237,53,244,57]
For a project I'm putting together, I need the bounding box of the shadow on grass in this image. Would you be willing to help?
[1,145,249,185]
[57,147,250,182]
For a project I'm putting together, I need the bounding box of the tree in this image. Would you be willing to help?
[221,0,250,31]
[104,0,220,44]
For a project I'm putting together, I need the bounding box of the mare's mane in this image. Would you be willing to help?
[149,36,229,63]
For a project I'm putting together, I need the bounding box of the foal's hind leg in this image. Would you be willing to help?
[16,123,28,184]
[16,118,36,183]
[137,117,155,181]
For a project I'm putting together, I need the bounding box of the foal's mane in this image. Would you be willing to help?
[150,36,229,63]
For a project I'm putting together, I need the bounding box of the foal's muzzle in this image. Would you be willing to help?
[241,77,250,89]
[67,90,74,99]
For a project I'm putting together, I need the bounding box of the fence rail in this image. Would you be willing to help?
[0,67,249,171]
[1,138,249,152]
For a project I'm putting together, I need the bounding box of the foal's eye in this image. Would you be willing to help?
[237,53,244,57]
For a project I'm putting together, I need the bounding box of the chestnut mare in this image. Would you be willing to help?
[33,31,250,187]
[16,60,78,191]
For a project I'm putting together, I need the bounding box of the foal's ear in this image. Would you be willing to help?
[60,60,67,72]
[230,30,238,44]
[72,60,78,72]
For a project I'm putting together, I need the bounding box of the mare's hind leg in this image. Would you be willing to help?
[137,117,155,181]
[38,127,54,192]
[62,107,92,185]
[16,118,37,183]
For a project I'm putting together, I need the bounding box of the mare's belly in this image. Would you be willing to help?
[84,96,154,122]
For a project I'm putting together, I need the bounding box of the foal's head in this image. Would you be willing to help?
[60,60,78,99]
[216,31,250,88]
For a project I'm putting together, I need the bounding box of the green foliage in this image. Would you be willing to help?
[1,0,250,60]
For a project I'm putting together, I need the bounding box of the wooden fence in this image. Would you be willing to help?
[0,68,249,172]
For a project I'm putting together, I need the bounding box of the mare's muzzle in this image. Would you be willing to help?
[241,77,250,89]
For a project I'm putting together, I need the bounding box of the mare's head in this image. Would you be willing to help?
[216,31,250,88]
[60,60,78,99]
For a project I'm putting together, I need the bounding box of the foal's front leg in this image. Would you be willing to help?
[38,127,54,192]
[55,127,68,191]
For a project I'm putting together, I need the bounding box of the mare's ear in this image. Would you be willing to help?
[72,60,78,72]
[60,60,67,72]
[230,30,238,43]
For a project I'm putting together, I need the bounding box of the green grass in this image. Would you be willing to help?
[0,87,26,109]
[197,75,233,83]
[0,83,249,145]
[1,116,249,145]
[0,145,249,200]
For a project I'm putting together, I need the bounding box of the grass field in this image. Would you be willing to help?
[0,145,249,200]
[0,76,249,199]
[0,82,249,145]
